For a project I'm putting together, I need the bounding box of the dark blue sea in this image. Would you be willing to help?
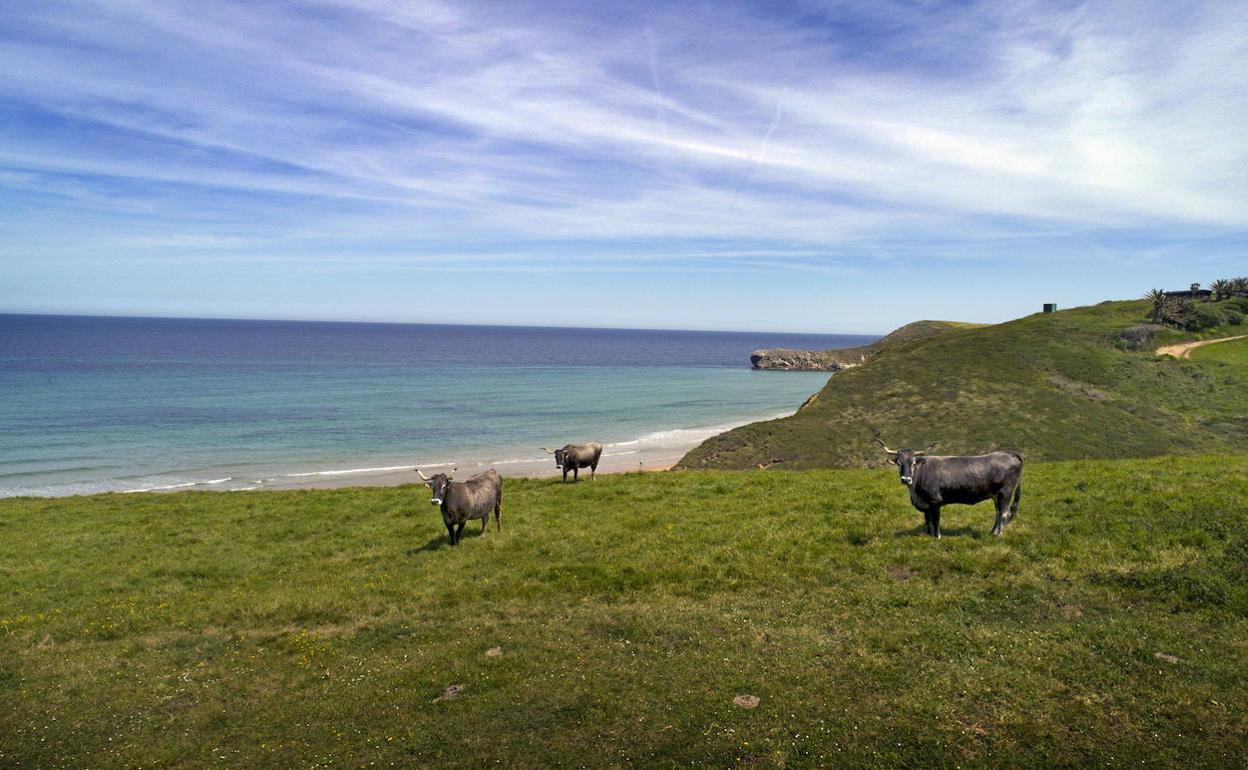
[0,314,874,496]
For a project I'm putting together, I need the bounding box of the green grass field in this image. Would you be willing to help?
[3,457,1247,767]
[1191,337,1248,365]
[680,300,1248,471]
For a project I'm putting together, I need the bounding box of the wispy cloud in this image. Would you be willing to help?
[1,0,1246,326]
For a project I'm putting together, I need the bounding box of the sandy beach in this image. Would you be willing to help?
[261,446,686,492]
[222,411,798,494]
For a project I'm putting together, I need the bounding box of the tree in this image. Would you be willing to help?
[1232,277,1248,296]
[1211,278,1233,301]
[1145,288,1169,323]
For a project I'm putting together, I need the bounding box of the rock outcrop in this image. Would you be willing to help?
[749,348,867,371]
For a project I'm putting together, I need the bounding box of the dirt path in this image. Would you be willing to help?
[1155,334,1248,358]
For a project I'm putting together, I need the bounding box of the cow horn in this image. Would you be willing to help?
[915,441,940,456]
[415,468,430,481]
[447,467,457,481]
[541,447,555,454]
[874,438,898,455]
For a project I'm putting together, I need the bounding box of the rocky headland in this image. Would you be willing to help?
[749,347,868,371]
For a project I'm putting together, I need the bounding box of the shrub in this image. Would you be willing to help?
[1224,309,1245,326]
[1162,298,1192,327]
[1181,303,1226,331]
[1223,296,1248,314]
[1117,324,1159,351]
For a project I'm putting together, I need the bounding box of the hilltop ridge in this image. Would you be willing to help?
[750,319,981,371]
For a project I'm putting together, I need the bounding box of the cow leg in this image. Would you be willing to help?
[481,516,488,533]
[923,508,933,537]
[573,466,579,482]
[992,493,1008,535]
[591,462,597,480]
[494,503,502,532]
[931,506,941,539]
[1008,480,1021,523]
[562,467,568,483]
[446,522,456,545]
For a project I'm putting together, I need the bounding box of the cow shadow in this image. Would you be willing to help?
[893,524,981,539]
[407,526,490,554]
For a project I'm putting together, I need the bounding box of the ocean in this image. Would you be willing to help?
[0,314,874,497]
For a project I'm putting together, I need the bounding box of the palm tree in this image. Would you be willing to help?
[1232,277,1248,297]
[1145,288,1169,323]
[1211,278,1232,301]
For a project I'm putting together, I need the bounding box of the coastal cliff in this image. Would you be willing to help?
[751,320,974,371]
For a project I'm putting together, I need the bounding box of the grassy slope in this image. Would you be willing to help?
[680,300,1248,471]
[2,457,1247,768]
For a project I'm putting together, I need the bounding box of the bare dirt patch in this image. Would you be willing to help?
[1156,335,1247,359]
[1047,374,1109,401]
[434,684,465,702]
[886,565,914,582]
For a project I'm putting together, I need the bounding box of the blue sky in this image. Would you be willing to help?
[1,0,1246,333]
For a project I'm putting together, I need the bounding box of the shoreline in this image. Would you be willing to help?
[259,447,684,491]
[8,410,796,497]
[177,411,795,494]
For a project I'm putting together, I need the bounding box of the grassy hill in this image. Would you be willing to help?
[2,457,1247,767]
[681,300,1248,470]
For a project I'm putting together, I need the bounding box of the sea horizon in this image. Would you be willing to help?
[0,313,874,497]
[0,311,884,338]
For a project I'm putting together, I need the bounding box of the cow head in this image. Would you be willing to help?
[876,440,939,486]
[542,447,566,468]
[415,468,456,505]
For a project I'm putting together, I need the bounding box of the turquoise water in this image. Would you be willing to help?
[0,315,871,496]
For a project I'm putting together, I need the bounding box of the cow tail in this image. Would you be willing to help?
[1008,450,1023,518]
[495,483,503,531]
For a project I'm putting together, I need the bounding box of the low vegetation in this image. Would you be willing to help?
[681,300,1248,470]
[3,456,1247,767]
[1146,282,1248,331]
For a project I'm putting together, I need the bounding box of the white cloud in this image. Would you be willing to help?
[1,0,1245,262]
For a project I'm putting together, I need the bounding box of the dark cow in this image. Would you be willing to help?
[415,467,503,545]
[541,443,604,483]
[876,440,1022,538]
